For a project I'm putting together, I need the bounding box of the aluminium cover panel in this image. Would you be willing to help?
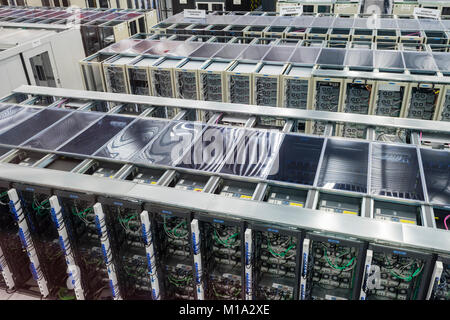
[94,118,169,161]
[133,57,159,67]
[289,47,321,65]
[371,144,425,201]
[188,43,225,58]
[0,109,71,146]
[179,59,205,70]
[311,16,335,28]
[253,16,275,26]
[237,45,271,61]
[397,19,421,30]
[158,58,183,68]
[205,61,230,71]
[374,50,405,70]
[258,64,284,75]
[207,15,240,24]
[232,62,257,73]
[332,18,354,28]
[317,139,369,193]
[353,18,370,29]
[316,48,347,66]
[291,16,315,27]
[402,52,438,71]
[130,40,161,54]
[212,44,248,60]
[344,49,373,68]
[419,19,445,31]
[379,18,398,29]
[0,105,41,135]
[58,115,134,156]
[161,13,183,24]
[22,112,103,151]
[110,56,136,65]
[219,129,283,178]
[100,39,142,54]
[262,46,295,62]
[176,125,243,172]
[236,15,259,25]
[167,42,204,57]
[432,53,450,73]
[144,40,184,55]
[267,134,324,186]
[131,121,205,166]
[420,148,450,206]
[272,16,295,26]
[441,20,450,30]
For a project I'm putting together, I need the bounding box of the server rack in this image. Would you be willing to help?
[80,53,112,92]
[0,180,36,294]
[96,196,153,299]
[253,62,288,114]
[340,76,376,139]
[427,254,449,300]
[226,61,257,105]
[192,213,245,300]
[145,204,196,300]
[50,189,109,300]
[246,223,302,300]
[300,232,366,300]
[103,55,136,94]
[199,59,233,103]
[149,57,182,106]
[0,85,448,300]
[9,183,68,298]
[127,56,154,96]
[360,244,434,300]
[281,65,313,113]
[311,73,344,135]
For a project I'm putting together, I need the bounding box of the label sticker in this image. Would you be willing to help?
[184,9,206,19]
[414,7,440,19]
[280,5,303,16]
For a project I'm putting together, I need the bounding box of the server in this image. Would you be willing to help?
[0,85,448,300]
[83,33,450,138]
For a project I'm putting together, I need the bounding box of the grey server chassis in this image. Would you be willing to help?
[0,85,448,301]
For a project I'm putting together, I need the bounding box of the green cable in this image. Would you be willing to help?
[267,238,295,257]
[0,191,8,198]
[323,247,355,270]
[118,213,136,224]
[163,216,187,238]
[213,230,239,247]
[389,266,422,282]
[384,254,422,282]
[72,207,93,217]
[172,220,187,237]
[32,199,50,216]
[213,285,241,298]
[168,274,191,287]
[57,287,75,301]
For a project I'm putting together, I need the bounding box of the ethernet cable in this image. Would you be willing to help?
[213,229,239,248]
[267,237,295,259]
[0,191,8,205]
[163,215,188,239]
[383,253,424,282]
[321,243,356,271]
[32,197,51,216]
